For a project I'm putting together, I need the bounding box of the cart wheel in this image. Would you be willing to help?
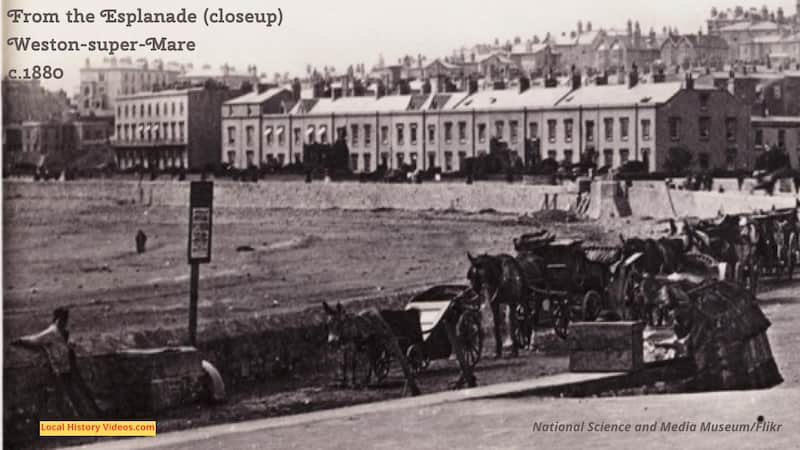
[553,299,570,339]
[405,344,424,376]
[512,302,532,349]
[457,310,484,368]
[582,290,602,322]
[372,347,391,382]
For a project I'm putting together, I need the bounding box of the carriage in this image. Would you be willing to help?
[513,235,622,341]
[365,285,484,382]
[690,206,800,293]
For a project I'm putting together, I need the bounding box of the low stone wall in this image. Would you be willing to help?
[3,179,576,214]
[628,184,797,219]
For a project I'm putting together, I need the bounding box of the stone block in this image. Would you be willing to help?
[569,322,644,372]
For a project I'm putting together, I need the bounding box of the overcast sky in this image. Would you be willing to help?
[2,0,797,94]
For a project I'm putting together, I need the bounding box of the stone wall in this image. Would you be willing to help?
[3,179,576,214]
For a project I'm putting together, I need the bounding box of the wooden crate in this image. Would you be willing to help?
[569,322,644,372]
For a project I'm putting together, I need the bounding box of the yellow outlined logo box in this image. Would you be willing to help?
[40,421,156,436]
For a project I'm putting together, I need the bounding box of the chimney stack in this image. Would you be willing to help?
[685,72,694,90]
[628,64,639,88]
[544,69,558,88]
[519,76,530,93]
[571,65,582,90]
[291,78,302,101]
[468,77,478,95]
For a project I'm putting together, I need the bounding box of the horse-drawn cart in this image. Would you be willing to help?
[368,285,483,381]
[513,236,620,341]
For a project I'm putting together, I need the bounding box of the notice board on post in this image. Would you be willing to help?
[188,181,213,264]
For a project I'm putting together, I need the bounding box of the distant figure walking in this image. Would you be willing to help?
[135,230,147,254]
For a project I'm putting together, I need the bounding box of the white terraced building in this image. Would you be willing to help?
[248,73,751,173]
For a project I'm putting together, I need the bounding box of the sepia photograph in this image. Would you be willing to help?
[2,0,800,448]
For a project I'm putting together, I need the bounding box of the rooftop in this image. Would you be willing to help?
[224,88,290,105]
[556,81,686,107]
[116,87,204,100]
[454,86,571,110]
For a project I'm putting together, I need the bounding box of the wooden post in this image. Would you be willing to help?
[187,181,213,347]
[189,263,199,346]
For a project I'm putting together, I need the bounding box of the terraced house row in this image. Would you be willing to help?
[222,72,751,174]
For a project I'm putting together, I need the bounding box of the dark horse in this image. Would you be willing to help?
[467,253,530,358]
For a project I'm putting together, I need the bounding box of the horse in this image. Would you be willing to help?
[466,253,528,358]
[322,302,420,396]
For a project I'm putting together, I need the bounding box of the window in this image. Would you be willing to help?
[171,103,175,115]
[320,126,328,144]
[147,104,152,117]
[307,125,316,144]
[155,103,160,116]
[755,129,764,147]
[547,120,556,143]
[641,119,651,141]
[444,122,453,143]
[725,118,736,142]
[277,154,285,165]
[227,151,236,164]
[131,104,136,117]
[277,126,285,145]
[778,129,786,149]
[117,106,121,117]
[364,124,372,146]
[619,148,629,164]
[620,118,630,141]
[585,120,594,142]
[350,154,359,172]
[410,123,418,145]
[478,123,487,143]
[351,124,359,147]
[547,150,557,160]
[700,92,710,110]
[427,152,436,169]
[641,148,650,170]
[529,122,538,139]
[381,126,389,145]
[336,126,347,142]
[699,117,710,140]
[563,119,573,143]
[140,104,144,117]
[563,149,573,163]
[397,153,405,167]
[603,149,613,167]
[458,121,467,143]
[227,126,236,144]
[246,126,254,147]
[246,151,254,167]
[444,151,453,171]
[458,152,467,171]
[495,121,504,139]
[293,127,301,145]
[264,126,272,146]
[363,153,371,171]
[427,124,436,144]
[726,148,737,168]
[396,124,405,145]
[180,102,184,114]
[510,120,519,143]
[604,118,613,141]
[699,152,710,169]
[669,117,681,141]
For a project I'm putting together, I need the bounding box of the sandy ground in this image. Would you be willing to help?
[3,196,622,344]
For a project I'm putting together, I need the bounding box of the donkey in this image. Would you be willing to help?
[322,302,420,396]
[466,253,528,358]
